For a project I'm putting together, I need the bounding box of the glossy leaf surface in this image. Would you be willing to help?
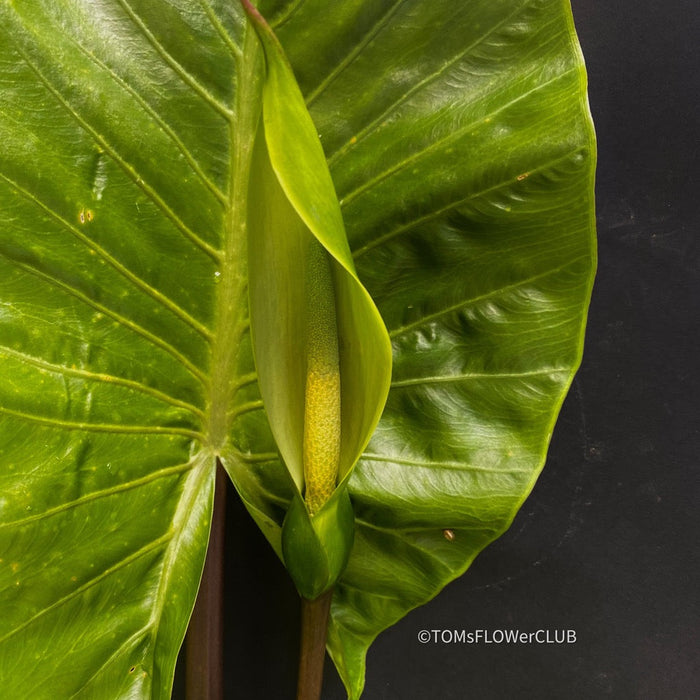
[0,1,595,698]
[268,2,595,695]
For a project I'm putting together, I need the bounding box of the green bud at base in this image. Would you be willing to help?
[281,485,354,600]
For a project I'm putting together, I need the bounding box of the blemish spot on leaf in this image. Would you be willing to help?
[443,529,456,542]
[516,172,530,181]
[78,209,94,224]
[129,666,136,674]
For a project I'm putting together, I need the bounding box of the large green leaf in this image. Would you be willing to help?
[0,0,595,698]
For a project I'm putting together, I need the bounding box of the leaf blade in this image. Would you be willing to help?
[0,0,595,697]
[268,0,596,695]
[0,1,240,695]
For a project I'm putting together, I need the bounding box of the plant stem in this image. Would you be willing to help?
[297,589,333,700]
[185,461,228,700]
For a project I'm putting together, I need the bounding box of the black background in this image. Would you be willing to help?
[175,1,700,697]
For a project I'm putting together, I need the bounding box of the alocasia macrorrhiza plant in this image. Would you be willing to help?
[0,0,595,698]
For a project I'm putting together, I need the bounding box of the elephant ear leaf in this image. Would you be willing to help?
[0,1,228,697]
[0,0,595,698]
[259,0,596,697]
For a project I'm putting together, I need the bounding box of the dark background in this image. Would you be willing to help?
[176,1,700,697]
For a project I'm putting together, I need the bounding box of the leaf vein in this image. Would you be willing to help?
[269,0,306,29]
[14,46,222,262]
[305,0,408,106]
[0,534,173,645]
[197,0,243,59]
[230,449,279,464]
[360,452,530,474]
[0,460,197,529]
[115,0,233,119]
[354,517,454,570]
[228,399,264,419]
[68,34,228,205]
[388,257,587,339]
[337,581,399,603]
[389,367,570,387]
[67,624,155,699]
[0,173,214,341]
[340,67,577,207]
[0,345,204,419]
[0,405,203,439]
[352,147,586,259]
[145,452,213,667]
[327,0,533,164]
[1,256,208,385]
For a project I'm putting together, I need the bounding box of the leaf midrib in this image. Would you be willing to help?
[206,23,262,452]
